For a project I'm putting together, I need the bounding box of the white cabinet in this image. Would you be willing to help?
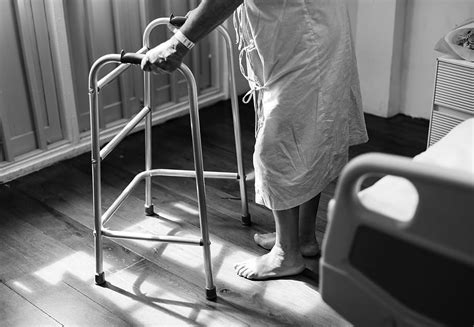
[429,57,474,147]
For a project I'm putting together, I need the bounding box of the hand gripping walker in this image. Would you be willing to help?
[88,16,251,300]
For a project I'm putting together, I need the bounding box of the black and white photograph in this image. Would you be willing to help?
[0,0,473,326]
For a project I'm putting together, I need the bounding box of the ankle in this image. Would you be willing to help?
[272,243,302,259]
[299,234,318,245]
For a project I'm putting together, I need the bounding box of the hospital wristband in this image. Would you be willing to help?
[172,30,195,50]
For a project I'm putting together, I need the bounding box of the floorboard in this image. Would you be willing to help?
[0,283,60,327]
[0,97,428,326]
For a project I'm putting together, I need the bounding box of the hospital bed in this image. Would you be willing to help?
[320,118,474,326]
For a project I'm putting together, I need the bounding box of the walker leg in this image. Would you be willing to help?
[241,213,252,226]
[202,233,217,301]
[198,176,217,301]
[224,31,251,226]
[90,87,106,286]
[94,227,106,285]
[206,283,217,301]
[94,223,105,285]
[95,271,106,285]
[93,187,106,285]
[145,204,155,216]
[183,64,217,300]
[144,71,155,216]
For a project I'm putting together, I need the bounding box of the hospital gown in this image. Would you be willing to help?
[235,0,368,210]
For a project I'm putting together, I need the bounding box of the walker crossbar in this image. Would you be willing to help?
[100,168,240,226]
[88,16,251,301]
[100,106,151,160]
[150,169,239,179]
[102,228,203,245]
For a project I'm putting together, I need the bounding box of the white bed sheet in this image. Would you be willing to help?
[358,118,474,222]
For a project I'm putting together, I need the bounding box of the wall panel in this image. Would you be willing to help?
[0,0,64,160]
[30,0,64,144]
[64,0,216,133]
[0,0,224,181]
[0,0,37,158]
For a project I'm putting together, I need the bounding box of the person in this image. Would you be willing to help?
[141,0,368,280]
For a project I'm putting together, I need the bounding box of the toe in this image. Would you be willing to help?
[237,268,248,278]
[241,267,253,279]
[235,264,246,276]
[246,270,257,279]
[238,267,248,277]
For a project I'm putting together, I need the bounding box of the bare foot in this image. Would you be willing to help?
[234,246,305,280]
[254,232,321,257]
[253,232,276,250]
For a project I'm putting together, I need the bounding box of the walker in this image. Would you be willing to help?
[88,16,251,300]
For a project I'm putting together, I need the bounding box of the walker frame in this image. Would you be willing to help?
[88,16,250,300]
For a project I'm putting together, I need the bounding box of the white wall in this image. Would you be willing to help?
[354,0,474,119]
[400,0,474,119]
[353,0,407,118]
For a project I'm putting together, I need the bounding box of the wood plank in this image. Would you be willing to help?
[0,186,143,279]
[0,282,60,326]
[0,186,257,326]
[98,258,337,327]
[0,186,140,326]
[5,274,130,326]
[63,256,252,326]
[0,203,129,325]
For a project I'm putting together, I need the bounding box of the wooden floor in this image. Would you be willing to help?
[0,98,428,326]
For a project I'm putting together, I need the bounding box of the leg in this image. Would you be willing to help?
[254,194,321,256]
[234,206,305,280]
[298,193,321,256]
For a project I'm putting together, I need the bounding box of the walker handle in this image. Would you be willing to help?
[169,14,187,27]
[120,50,145,65]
